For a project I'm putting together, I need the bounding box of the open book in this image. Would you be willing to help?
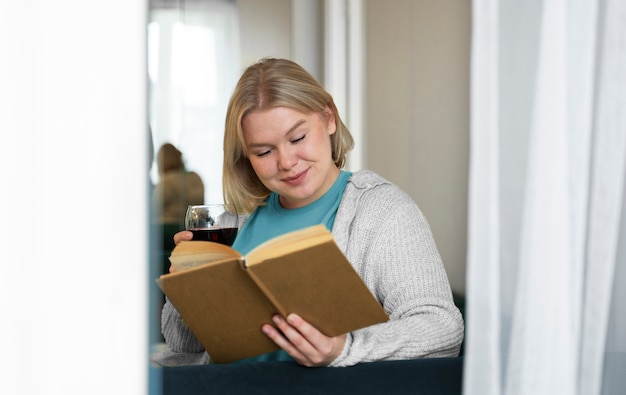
[157,224,389,364]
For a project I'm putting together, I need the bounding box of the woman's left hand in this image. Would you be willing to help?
[262,314,346,367]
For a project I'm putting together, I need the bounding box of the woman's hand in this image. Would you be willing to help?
[168,231,194,273]
[173,230,194,246]
[262,314,346,367]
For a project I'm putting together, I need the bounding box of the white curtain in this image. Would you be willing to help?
[149,0,239,204]
[465,0,626,394]
[1,1,147,393]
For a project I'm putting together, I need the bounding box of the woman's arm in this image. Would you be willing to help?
[331,180,464,366]
[161,297,205,353]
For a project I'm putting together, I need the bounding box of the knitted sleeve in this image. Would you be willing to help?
[329,177,464,367]
[161,297,205,353]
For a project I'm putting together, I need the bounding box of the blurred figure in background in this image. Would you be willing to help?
[153,143,205,265]
[154,143,205,224]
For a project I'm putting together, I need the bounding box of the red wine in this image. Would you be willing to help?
[190,227,238,245]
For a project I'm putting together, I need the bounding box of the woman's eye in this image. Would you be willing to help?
[256,149,272,157]
[291,135,305,143]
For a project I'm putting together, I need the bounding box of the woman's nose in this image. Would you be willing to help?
[277,147,297,170]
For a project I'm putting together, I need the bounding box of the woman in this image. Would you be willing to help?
[158,58,464,367]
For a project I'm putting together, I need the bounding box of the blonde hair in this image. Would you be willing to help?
[223,58,354,214]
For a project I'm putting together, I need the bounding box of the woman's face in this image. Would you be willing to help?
[242,106,339,209]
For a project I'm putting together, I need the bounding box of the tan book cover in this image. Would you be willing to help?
[157,224,389,364]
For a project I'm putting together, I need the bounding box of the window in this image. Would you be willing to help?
[148,0,240,204]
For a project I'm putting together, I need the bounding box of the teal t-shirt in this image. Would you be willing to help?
[230,170,352,364]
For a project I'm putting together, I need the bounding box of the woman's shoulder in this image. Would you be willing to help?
[347,170,406,197]
[347,169,390,188]
[345,170,418,209]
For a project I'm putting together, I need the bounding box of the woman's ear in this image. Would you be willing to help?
[324,105,337,135]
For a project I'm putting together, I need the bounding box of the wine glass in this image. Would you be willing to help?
[185,204,239,245]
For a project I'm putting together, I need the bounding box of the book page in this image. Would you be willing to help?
[169,241,242,271]
[245,224,332,266]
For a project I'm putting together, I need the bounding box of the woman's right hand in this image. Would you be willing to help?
[173,230,194,246]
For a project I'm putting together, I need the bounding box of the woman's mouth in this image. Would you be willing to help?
[282,169,308,186]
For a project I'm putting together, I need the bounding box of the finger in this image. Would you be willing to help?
[275,315,315,348]
[286,314,322,344]
[261,321,308,363]
[173,230,193,245]
[264,316,316,362]
[284,314,347,366]
[273,315,324,364]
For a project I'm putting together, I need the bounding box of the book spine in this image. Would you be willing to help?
[244,264,288,318]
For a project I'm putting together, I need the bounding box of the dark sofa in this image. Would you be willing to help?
[154,356,464,394]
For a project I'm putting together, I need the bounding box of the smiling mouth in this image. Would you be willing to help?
[282,169,307,185]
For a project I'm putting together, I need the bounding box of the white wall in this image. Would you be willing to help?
[365,0,470,294]
[236,0,292,67]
